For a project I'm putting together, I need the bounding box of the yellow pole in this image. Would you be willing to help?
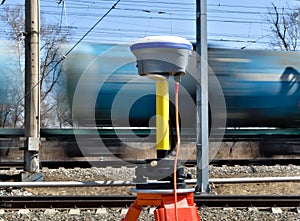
[156,78,170,156]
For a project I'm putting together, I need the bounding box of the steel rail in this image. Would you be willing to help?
[40,158,300,168]
[0,195,299,209]
[0,175,298,188]
[1,158,300,170]
[196,195,300,208]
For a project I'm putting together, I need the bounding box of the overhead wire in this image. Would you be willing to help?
[1,0,293,46]
[8,0,122,108]
[1,1,293,49]
[60,0,121,58]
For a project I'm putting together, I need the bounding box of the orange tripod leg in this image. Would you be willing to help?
[121,199,143,221]
[121,193,163,221]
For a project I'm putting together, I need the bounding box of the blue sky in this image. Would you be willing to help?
[208,0,300,49]
[1,0,300,49]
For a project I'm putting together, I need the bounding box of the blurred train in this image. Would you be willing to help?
[63,44,300,128]
[2,40,300,158]
[0,43,16,106]
[62,43,300,156]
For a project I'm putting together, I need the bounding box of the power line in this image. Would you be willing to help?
[208,3,293,10]
[62,0,121,58]
[1,0,294,49]
[9,0,122,108]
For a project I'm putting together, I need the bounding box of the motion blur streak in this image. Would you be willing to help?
[63,44,300,129]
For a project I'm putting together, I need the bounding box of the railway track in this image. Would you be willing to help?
[0,158,300,170]
[0,158,299,170]
[0,195,299,209]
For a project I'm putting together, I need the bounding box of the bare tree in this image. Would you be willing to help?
[0,4,72,127]
[267,3,300,51]
[39,20,72,128]
[54,86,73,128]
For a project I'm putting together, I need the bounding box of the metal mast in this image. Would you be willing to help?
[23,0,42,181]
[195,0,209,193]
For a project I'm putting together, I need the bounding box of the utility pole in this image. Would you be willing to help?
[195,0,210,193]
[23,0,42,181]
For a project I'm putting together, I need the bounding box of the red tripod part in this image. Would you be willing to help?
[122,191,200,221]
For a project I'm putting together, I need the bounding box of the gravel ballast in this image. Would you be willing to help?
[0,165,299,220]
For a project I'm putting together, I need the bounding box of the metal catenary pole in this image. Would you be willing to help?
[23,0,42,181]
[195,0,210,193]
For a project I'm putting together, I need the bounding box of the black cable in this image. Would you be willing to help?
[13,0,121,107]
[62,0,121,58]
